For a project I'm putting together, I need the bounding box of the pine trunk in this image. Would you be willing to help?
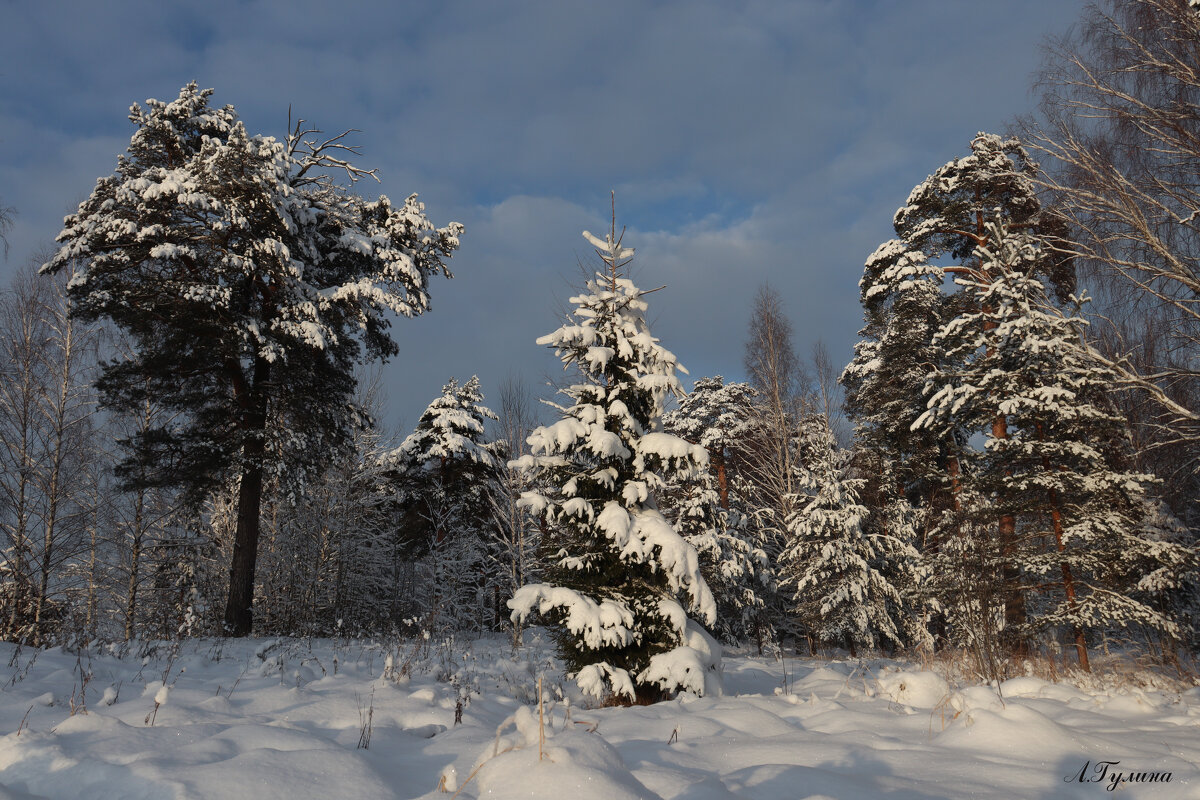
[1053,503,1090,672]
[713,451,729,510]
[224,449,265,635]
[994,412,1026,655]
[984,292,1026,655]
[223,356,270,636]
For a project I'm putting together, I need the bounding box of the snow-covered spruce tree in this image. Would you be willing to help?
[387,376,500,631]
[664,377,757,512]
[663,377,771,647]
[917,221,1188,670]
[509,222,719,703]
[44,84,462,635]
[1132,502,1200,655]
[781,414,912,656]
[843,242,955,532]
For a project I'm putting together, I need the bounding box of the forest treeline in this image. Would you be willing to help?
[1,0,1198,692]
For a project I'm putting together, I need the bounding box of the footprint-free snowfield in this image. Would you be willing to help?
[0,635,1195,800]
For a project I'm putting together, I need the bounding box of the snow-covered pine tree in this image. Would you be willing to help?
[847,133,1075,653]
[781,414,911,656]
[917,221,1188,669]
[509,219,719,703]
[44,84,462,635]
[664,377,771,647]
[388,376,500,631]
[894,134,1070,298]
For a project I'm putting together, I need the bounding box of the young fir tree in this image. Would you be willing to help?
[509,221,719,702]
[1131,502,1200,654]
[44,84,462,635]
[917,221,1189,669]
[664,377,771,646]
[388,376,500,630]
[781,415,911,655]
[392,375,499,541]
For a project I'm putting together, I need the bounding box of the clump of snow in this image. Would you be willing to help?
[509,584,635,654]
[875,669,950,708]
[639,620,723,698]
[576,662,636,700]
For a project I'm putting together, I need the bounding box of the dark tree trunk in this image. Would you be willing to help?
[223,357,270,636]
[714,451,729,510]
[224,441,265,635]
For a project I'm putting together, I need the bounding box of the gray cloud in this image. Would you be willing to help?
[1,0,1085,426]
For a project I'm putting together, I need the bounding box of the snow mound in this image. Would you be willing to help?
[875,670,950,708]
[937,703,1092,765]
[947,685,1007,715]
[997,676,1051,697]
[463,702,657,799]
[473,727,656,800]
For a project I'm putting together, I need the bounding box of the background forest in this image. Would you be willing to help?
[1,0,1200,693]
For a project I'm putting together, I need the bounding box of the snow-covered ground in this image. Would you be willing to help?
[0,634,1195,799]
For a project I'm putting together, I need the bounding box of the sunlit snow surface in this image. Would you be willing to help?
[0,634,1196,799]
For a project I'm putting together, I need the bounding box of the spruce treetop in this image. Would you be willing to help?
[392,376,499,471]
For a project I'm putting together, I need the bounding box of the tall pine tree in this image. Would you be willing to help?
[917,222,1188,669]
[847,133,1073,653]
[44,84,462,634]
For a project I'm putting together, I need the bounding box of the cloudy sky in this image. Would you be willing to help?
[0,1,1085,431]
